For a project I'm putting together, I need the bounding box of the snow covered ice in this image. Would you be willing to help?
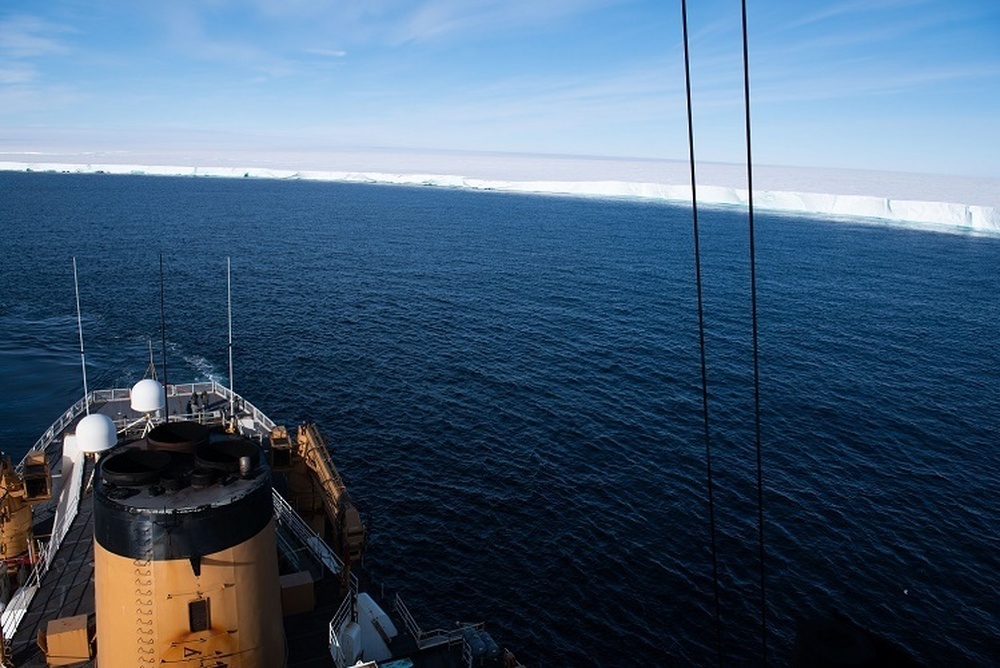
[2,151,998,235]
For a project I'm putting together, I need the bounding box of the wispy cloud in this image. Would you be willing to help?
[0,14,73,58]
[742,1,1000,108]
[0,84,81,114]
[152,3,302,82]
[782,0,932,30]
[0,63,37,85]
[386,0,619,45]
[0,13,78,113]
[374,62,679,147]
[775,11,966,56]
[754,62,1000,106]
[306,48,347,58]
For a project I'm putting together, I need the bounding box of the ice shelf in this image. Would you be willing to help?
[3,160,997,235]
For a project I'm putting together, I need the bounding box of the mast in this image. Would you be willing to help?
[159,253,169,421]
[227,257,235,421]
[146,339,158,380]
[72,257,90,415]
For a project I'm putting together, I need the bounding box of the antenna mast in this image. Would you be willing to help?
[146,339,158,380]
[160,253,169,421]
[72,257,90,416]
[227,257,235,422]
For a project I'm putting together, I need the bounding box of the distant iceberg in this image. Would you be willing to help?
[2,158,997,235]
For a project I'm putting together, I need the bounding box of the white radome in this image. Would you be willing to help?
[76,413,118,454]
[131,378,165,413]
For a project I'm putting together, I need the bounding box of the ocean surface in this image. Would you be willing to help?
[1,171,998,665]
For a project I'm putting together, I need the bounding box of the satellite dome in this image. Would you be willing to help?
[76,413,118,454]
[131,378,165,413]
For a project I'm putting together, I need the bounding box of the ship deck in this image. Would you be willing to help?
[4,385,505,668]
[10,468,96,666]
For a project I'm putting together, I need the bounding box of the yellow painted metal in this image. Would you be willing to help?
[94,519,285,667]
[294,424,366,564]
[0,451,49,560]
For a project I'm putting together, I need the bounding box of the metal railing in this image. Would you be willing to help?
[394,593,423,642]
[392,594,481,651]
[23,394,90,469]
[5,379,280,641]
[24,381,276,469]
[44,450,84,571]
[271,490,343,575]
[205,381,276,433]
[2,448,90,640]
[1,580,39,640]
[327,577,359,668]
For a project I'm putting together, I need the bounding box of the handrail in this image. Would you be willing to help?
[6,380,281,640]
[296,424,365,562]
[271,490,343,575]
[23,382,277,472]
[394,593,422,641]
[44,451,84,570]
[1,581,39,640]
[392,593,482,650]
[1,456,85,639]
[17,383,422,668]
[21,394,90,472]
[327,577,359,668]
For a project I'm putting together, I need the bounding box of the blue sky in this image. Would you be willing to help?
[1,0,998,177]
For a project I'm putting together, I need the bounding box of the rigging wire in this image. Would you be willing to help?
[680,0,722,663]
[740,0,769,661]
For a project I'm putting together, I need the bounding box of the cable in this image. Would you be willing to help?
[680,1,722,663]
[740,0,769,662]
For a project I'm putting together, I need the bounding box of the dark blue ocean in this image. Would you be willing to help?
[1,171,998,666]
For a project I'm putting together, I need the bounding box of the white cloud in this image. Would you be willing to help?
[306,48,347,58]
[783,0,932,30]
[0,84,81,114]
[0,13,76,112]
[0,64,37,85]
[387,0,619,45]
[0,14,73,58]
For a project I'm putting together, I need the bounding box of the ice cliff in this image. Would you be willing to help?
[2,160,997,235]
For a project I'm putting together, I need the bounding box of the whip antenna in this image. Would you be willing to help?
[160,253,169,421]
[227,257,235,423]
[72,257,90,415]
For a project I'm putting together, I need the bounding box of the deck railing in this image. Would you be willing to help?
[23,381,275,470]
[271,490,343,575]
[392,594,481,651]
[44,449,84,571]
[327,577,360,668]
[1,454,86,640]
[6,380,279,642]
[23,393,90,470]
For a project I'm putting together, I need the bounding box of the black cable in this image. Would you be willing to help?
[740,0,768,662]
[680,1,722,663]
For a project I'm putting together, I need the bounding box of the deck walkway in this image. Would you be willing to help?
[10,480,96,666]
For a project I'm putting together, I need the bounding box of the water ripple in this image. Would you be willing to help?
[1,173,998,665]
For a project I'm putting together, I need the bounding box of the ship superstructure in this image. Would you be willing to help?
[0,379,520,668]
